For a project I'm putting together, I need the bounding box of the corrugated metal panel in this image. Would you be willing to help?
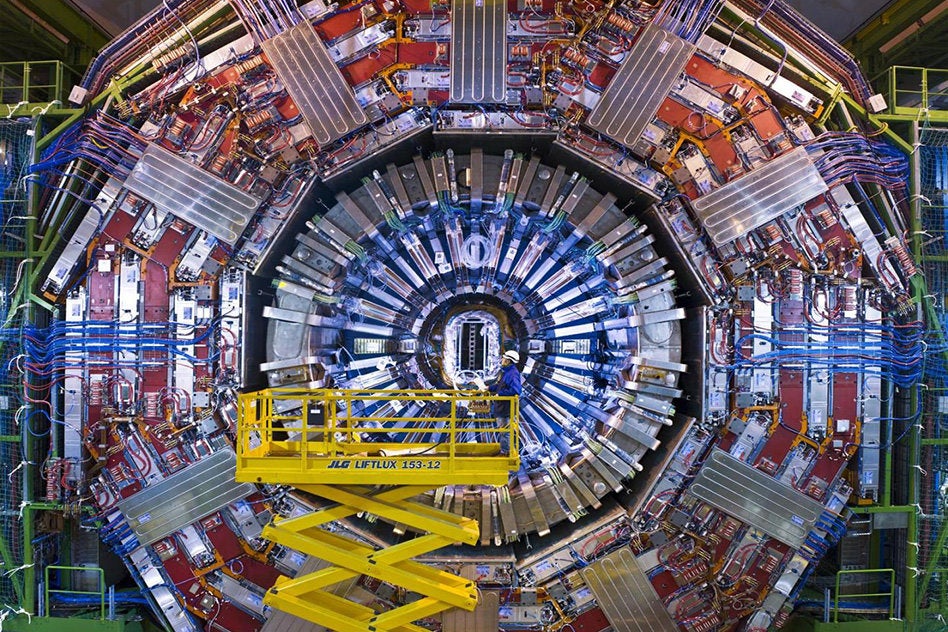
[690,448,825,548]
[579,547,678,632]
[117,449,255,545]
[262,22,369,145]
[124,143,261,244]
[450,0,507,103]
[587,24,694,146]
[690,146,827,245]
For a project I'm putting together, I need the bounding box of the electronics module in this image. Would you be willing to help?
[26,0,921,630]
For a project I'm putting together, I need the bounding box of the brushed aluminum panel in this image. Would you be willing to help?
[261,22,368,145]
[117,450,255,545]
[123,144,261,244]
[691,146,828,245]
[587,24,694,146]
[690,448,825,548]
[443,586,499,632]
[450,0,507,103]
[580,548,678,632]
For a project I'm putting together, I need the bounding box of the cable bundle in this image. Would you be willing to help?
[653,0,724,43]
[229,0,304,42]
[806,131,908,192]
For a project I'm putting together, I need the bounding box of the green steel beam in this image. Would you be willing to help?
[2,615,142,631]
[22,119,42,615]
[850,505,916,515]
[845,0,943,51]
[2,104,81,119]
[10,0,110,68]
[905,121,924,624]
[28,292,55,313]
[836,93,915,155]
[812,622,906,632]
[34,75,127,153]
[845,0,948,78]
[878,111,948,124]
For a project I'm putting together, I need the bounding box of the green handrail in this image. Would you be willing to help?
[44,565,106,620]
[883,65,948,115]
[0,60,78,107]
[834,568,897,622]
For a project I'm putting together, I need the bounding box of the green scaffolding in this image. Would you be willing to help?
[0,118,39,609]
[913,125,948,622]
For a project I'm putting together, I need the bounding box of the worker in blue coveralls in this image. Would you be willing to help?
[487,349,522,455]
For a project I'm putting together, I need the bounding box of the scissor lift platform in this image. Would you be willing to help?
[236,388,519,631]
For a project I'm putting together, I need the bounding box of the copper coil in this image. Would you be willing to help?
[210,154,229,174]
[235,56,265,75]
[169,118,188,136]
[563,47,590,67]
[841,286,857,314]
[815,207,837,228]
[606,12,635,31]
[890,241,918,276]
[787,268,803,296]
[245,109,273,129]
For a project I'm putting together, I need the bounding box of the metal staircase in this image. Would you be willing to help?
[236,388,518,631]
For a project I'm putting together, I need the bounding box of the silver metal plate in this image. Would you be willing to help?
[124,144,261,244]
[450,0,507,103]
[690,448,826,549]
[587,23,694,146]
[443,586,499,632]
[117,449,255,546]
[691,146,828,245]
[261,22,369,145]
[579,547,678,632]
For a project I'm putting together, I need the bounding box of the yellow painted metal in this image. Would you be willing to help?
[267,587,427,632]
[298,484,479,541]
[371,598,452,628]
[264,526,477,608]
[237,388,519,486]
[237,388,520,631]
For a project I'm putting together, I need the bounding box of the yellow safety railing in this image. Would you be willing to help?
[236,388,519,486]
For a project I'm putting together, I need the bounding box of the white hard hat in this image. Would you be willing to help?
[503,350,521,363]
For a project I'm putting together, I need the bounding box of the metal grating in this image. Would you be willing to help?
[916,127,948,612]
[0,120,33,605]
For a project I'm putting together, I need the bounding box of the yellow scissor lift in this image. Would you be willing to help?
[236,388,519,632]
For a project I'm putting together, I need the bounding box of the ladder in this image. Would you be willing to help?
[236,388,519,631]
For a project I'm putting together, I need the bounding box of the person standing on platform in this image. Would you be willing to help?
[488,349,522,455]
